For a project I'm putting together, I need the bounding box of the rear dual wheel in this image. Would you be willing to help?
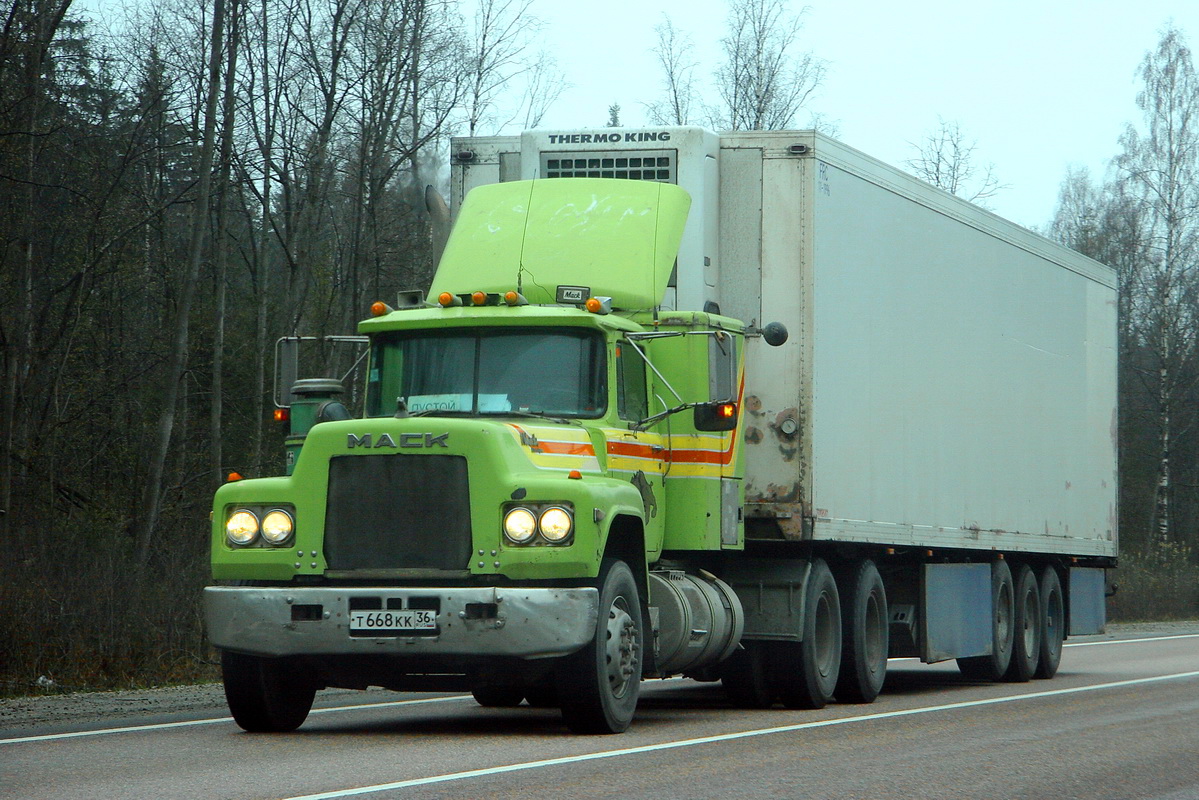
[1003,564,1042,682]
[1035,566,1064,679]
[770,559,842,709]
[835,560,889,703]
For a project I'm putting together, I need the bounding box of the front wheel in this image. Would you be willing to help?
[557,559,644,734]
[221,651,316,733]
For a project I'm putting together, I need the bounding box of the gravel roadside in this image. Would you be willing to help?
[3,620,1196,731]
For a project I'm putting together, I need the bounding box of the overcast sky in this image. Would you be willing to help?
[521,0,1196,230]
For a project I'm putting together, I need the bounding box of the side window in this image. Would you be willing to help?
[709,332,738,401]
[616,342,649,422]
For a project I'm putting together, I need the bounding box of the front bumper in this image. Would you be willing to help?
[203,585,598,659]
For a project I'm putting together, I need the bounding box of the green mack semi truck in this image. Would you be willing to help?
[204,127,1117,735]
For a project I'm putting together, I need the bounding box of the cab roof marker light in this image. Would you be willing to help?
[370,301,393,317]
[437,292,462,307]
[585,296,613,315]
[503,291,528,306]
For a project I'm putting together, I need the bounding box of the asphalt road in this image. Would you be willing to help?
[4,626,1199,800]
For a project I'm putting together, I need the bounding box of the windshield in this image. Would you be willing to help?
[366,327,606,418]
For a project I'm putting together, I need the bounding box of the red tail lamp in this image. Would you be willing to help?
[273,407,290,423]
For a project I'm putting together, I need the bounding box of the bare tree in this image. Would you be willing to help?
[462,0,562,135]
[713,0,824,131]
[645,16,697,126]
[1116,25,1199,549]
[905,117,1006,205]
[135,0,229,566]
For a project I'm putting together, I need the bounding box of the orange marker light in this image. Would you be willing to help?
[370,301,389,316]
[471,291,487,306]
[438,292,454,307]
[227,472,244,482]
[585,297,602,313]
[719,403,736,418]
[273,407,290,422]
[504,291,518,304]
[568,470,583,480]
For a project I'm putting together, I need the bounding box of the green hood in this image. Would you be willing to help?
[431,178,691,309]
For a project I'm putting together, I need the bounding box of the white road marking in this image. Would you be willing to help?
[1,634,1195,746]
[0,695,469,745]
[280,669,1199,800]
[1064,633,1199,647]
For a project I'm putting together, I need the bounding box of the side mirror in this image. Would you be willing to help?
[762,322,788,347]
[694,401,738,432]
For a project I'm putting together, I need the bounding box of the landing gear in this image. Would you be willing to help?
[221,651,316,733]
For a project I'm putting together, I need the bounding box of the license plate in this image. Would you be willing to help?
[349,609,437,632]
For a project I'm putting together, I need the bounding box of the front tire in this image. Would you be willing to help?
[221,650,316,733]
[770,558,841,709]
[558,559,644,734]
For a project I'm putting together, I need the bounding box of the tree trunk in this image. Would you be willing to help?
[136,0,227,566]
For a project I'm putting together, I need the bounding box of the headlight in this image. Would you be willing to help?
[503,507,538,544]
[226,510,259,546]
[539,507,573,542]
[261,509,295,544]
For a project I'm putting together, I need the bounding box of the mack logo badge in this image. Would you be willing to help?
[348,433,449,449]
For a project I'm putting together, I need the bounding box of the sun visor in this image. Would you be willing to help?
[431,178,691,309]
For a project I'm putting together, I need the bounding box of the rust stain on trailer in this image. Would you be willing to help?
[745,426,764,444]
[745,395,763,415]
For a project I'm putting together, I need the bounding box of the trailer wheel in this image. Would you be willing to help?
[1034,566,1064,679]
[835,559,888,703]
[471,685,526,707]
[771,558,841,709]
[557,559,643,734]
[1002,564,1042,682]
[957,559,1015,681]
[221,650,316,733]
[721,641,776,708]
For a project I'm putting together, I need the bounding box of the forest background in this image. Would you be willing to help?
[1,0,1197,695]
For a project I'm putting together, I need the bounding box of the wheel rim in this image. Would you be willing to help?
[996,581,1014,653]
[604,595,639,699]
[1045,585,1063,658]
[863,590,885,672]
[1021,587,1040,656]
[814,590,837,678]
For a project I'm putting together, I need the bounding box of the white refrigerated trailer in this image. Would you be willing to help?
[449,126,1115,699]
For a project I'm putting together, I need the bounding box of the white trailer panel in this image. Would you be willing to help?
[727,132,1117,559]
